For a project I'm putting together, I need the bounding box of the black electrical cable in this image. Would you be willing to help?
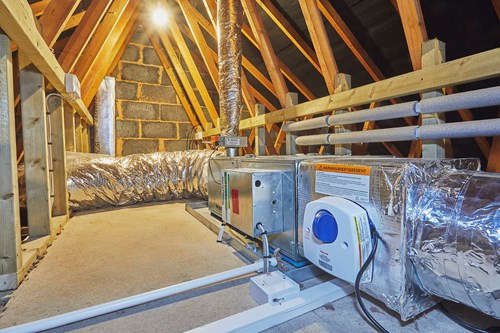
[354,228,390,333]
[208,144,221,185]
[439,303,500,333]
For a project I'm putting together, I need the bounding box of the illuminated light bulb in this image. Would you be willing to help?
[152,6,168,26]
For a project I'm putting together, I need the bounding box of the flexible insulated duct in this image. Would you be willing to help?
[217,0,243,137]
[66,150,219,211]
[409,171,500,318]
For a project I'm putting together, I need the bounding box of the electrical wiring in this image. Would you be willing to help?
[439,303,499,333]
[208,144,221,185]
[354,228,390,333]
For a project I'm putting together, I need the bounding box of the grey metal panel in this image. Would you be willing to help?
[224,169,286,237]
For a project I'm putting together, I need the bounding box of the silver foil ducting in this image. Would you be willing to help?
[66,150,216,211]
[409,171,500,318]
[217,0,243,137]
[298,157,480,320]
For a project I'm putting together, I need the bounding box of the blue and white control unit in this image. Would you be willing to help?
[303,196,373,284]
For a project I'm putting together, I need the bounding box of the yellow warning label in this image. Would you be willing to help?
[316,164,371,176]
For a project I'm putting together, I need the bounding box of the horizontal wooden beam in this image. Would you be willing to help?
[202,47,500,136]
[0,0,92,124]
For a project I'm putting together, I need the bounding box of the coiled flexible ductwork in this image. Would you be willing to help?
[66,150,218,211]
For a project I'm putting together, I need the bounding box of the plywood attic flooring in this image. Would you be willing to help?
[0,201,493,332]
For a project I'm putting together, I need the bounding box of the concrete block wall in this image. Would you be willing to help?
[111,26,217,156]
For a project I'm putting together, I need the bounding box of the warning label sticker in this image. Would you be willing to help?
[315,164,371,203]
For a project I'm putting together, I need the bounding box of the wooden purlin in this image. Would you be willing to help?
[81,0,140,106]
[300,0,338,95]
[38,0,81,47]
[72,0,131,82]
[58,0,113,72]
[145,25,199,128]
[0,0,92,123]
[256,0,321,73]
[166,6,219,123]
[200,47,500,136]
[157,28,209,130]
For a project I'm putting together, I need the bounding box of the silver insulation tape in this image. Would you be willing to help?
[419,86,500,114]
[409,171,500,318]
[66,150,219,211]
[94,77,116,156]
[297,157,480,320]
[218,0,243,137]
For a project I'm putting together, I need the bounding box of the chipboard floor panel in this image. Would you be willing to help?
[0,201,495,332]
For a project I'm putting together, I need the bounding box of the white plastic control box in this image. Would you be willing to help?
[302,196,373,284]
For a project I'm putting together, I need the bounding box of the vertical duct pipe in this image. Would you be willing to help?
[94,77,116,156]
[218,0,243,156]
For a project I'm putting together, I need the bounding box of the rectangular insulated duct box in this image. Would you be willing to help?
[222,168,287,238]
[297,157,480,320]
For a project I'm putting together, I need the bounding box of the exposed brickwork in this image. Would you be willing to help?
[112,25,220,156]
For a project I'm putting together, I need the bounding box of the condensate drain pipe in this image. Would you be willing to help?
[0,259,276,333]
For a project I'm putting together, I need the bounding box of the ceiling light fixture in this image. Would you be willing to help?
[152,6,168,26]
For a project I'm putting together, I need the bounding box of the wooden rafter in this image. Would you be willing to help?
[81,0,140,106]
[317,0,385,83]
[396,0,428,70]
[194,0,277,154]
[30,0,50,17]
[38,0,81,47]
[202,0,217,28]
[58,0,113,72]
[492,0,500,20]
[64,11,85,31]
[300,0,338,94]
[178,0,219,91]
[180,1,279,100]
[107,21,138,77]
[166,4,218,123]
[72,0,130,82]
[0,0,91,123]
[242,0,288,107]
[145,25,199,128]
[157,28,209,130]
[256,0,321,73]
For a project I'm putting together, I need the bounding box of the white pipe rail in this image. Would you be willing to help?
[295,119,500,146]
[284,86,500,133]
[0,259,275,333]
